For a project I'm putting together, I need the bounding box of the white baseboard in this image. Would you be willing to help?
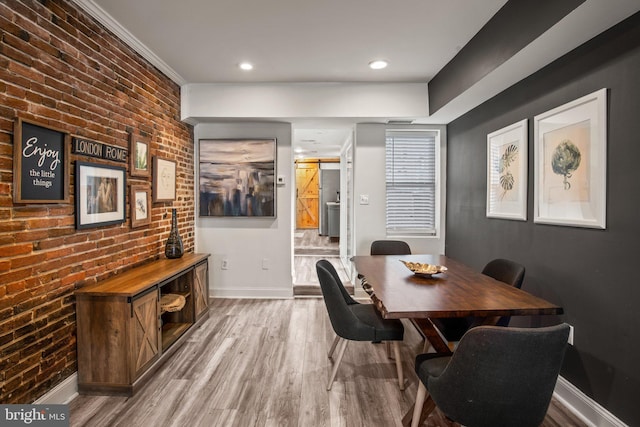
[554,375,628,427]
[34,373,78,405]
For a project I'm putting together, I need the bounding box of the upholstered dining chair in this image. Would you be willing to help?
[410,323,570,427]
[360,240,412,296]
[370,240,412,255]
[430,258,526,345]
[316,259,405,391]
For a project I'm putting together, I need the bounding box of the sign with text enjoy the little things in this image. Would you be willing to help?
[13,118,70,204]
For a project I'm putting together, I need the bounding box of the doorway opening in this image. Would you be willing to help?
[292,126,353,296]
[293,157,351,296]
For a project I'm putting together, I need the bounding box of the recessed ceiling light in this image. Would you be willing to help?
[369,60,388,70]
[239,62,253,71]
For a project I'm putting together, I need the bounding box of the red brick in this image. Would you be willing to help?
[0,0,193,404]
[0,243,32,258]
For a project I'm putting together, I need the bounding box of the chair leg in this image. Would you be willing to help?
[392,340,404,390]
[328,335,340,359]
[411,382,427,427]
[327,338,348,391]
[386,341,392,359]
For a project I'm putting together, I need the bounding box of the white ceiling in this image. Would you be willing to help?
[73,0,640,157]
[84,0,508,84]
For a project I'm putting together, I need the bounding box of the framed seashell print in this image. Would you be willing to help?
[534,88,607,229]
[487,119,528,220]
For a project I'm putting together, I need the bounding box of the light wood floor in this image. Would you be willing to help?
[69,298,587,427]
[294,229,350,296]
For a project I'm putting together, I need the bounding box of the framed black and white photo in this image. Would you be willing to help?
[130,184,151,228]
[153,156,176,202]
[486,119,528,221]
[534,88,607,229]
[75,161,126,229]
[13,117,70,204]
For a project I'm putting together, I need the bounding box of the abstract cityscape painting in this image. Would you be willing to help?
[199,139,276,217]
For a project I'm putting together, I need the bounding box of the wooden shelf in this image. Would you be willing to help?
[162,322,191,350]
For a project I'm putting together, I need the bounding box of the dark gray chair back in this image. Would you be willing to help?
[482,259,525,327]
[422,324,569,427]
[320,259,357,305]
[316,259,375,340]
[482,258,525,289]
[370,240,411,255]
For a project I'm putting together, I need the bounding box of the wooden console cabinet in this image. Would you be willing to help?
[75,253,210,395]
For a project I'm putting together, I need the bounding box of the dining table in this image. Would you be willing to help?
[351,254,564,355]
[352,254,564,426]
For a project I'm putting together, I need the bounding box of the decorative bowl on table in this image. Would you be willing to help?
[400,260,448,278]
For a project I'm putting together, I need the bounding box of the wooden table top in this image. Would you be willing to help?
[75,253,210,298]
[352,254,563,320]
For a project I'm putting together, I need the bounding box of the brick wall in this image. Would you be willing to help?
[0,0,194,402]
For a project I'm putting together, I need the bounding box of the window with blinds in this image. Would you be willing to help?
[385,130,438,236]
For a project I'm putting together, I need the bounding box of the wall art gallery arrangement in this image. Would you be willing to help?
[198,138,276,217]
[12,115,177,230]
[486,88,607,229]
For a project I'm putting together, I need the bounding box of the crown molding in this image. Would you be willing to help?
[70,0,187,86]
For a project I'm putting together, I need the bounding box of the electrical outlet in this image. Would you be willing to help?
[568,324,574,345]
[221,258,229,270]
[262,258,269,270]
[360,194,369,205]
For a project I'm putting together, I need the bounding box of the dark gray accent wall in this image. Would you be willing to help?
[446,12,640,425]
[428,0,585,114]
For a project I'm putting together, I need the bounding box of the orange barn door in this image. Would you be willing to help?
[296,162,319,229]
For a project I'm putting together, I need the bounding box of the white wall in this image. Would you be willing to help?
[181,83,429,122]
[194,122,293,298]
[353,123,447,256]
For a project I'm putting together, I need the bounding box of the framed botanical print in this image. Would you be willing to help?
[130,132,151,178]
[153,156,176,202]
[486,119,528,221]
[130,184,151,228]
[534,88,607,229]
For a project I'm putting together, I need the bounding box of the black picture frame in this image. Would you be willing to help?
[75,161,127,229]
[13,117,70,204]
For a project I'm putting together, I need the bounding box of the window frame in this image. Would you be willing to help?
[384,129,441,238]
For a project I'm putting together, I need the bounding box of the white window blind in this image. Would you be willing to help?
[385,130,437,236]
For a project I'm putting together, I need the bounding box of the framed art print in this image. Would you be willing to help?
[130,132,151,178]
[130,184,151,228]
[486,119,528,221]
[534,88,607,229]
[153,156,176,202]
[198,138,276,217]
[75,161,126,229]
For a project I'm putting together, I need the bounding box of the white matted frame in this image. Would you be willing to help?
[75,161,126,229]
[153,156,176,202]
[486,119,528,220]
[534,88,607,229]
